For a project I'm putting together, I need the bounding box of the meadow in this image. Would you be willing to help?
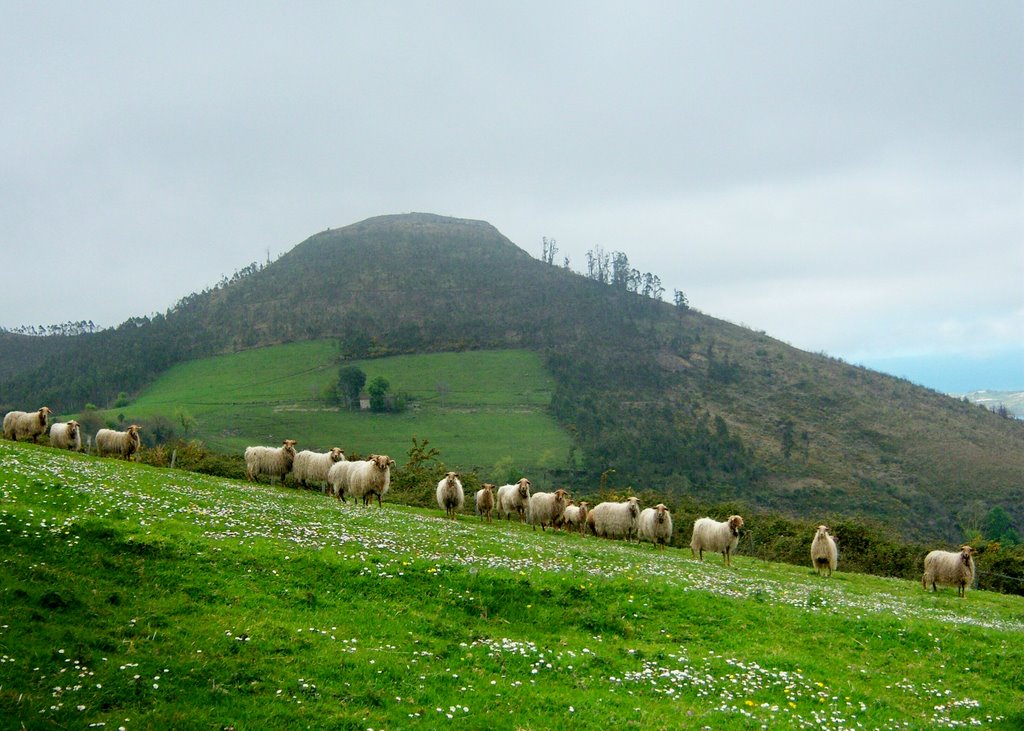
[1,440,1022,729]
[86,343,572,471]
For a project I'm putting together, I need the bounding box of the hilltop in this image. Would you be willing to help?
[2,213,1022,542]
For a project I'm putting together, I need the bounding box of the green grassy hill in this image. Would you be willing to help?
[84,343,570,472]
[2,441,1022,729]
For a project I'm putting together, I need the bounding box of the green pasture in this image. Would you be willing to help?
[84,343,571,471]
[1,440,1022,729]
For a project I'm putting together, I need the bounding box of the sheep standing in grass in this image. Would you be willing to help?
[3,407,52,442]
[561,501,589,534]
[344,454,394,506]
[587,497,641,541]
[690,515,744,566]
[292,447,345,491]
[327,459,354,501]
[810,525,838,577]
[638,504,673,549]
[436,472,465,519]
[528,489,569,531]
[49,420,82,451]
[496,478,531,522]
[96,425,143,460]
[244,439,297,483]
[923,545,975,597]
[475,483,495,522]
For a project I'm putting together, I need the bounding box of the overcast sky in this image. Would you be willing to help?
[2,2,1021,392]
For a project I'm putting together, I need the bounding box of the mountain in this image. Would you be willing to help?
[2,212,1022,541]
[957,390,1024,420]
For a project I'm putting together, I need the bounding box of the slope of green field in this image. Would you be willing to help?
[2,440,1022,729]
[91,343,571,472]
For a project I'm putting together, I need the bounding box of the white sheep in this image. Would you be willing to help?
[638,504,673,549]
[690,515,744,566]
[327,459,354,501]
[96,425,143,460]
[292,447,345,491]
[3,407,53,442]
[923,545,976,597]
[528,489,569,531]
[244,439,297,483]
[587,497,641,541]
[561,501,589,534]
[436,471,465,519]
[810,525,838,577]
[496,478,532,522]
[48,420,82,451]
[344,454,395,506]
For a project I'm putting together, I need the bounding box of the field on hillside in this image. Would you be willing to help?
[86,343,571,473]
[2,441,1022,729]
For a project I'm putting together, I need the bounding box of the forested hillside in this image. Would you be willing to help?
[2,213,1022,541]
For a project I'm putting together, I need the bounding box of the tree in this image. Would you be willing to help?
[541,236,559,265]
[673,289,689,310]
[338,366,367,410]
[367,375,390,412]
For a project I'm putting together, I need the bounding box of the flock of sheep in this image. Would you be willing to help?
[3,405,978,596]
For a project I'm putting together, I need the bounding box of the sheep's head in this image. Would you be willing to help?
[66,420,80,437]
[579,501,590,511]
[38,406,52,423]
[329,447,345,462]
[626,496,640,517]
[372,454,393,471]
[127,424,142,436]
[554,488,568,505]
[443,471,459,487]
[481,482,494,494]
[517,478,531,498]
[960,545,974,564]
[728,515,745,535]
[655,504,668,522]
[815,525,830,540]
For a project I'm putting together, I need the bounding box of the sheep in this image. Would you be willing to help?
[96,425,143,460]
[587,497,641,541]
[244,439,297,483]
[528,488,569,531]
[327,459,354,501]
[810,525,838,577]
[292,447,345,491]
[475,483,495,522]
[48,420,82,451]
[436,471,465,519]
[690,515,744,566]
[638,504,673,549]
[3,407,53,442]
[923,545,976,598]
[561,501,589,534]
[344,454,395,506]
[496,478,532,522]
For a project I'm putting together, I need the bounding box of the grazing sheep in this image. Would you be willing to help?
[244,439,297,483]
[345,454,395,506]
[561,501,589,534]
[587,497,641,541]
[528,489,569,531]
[96,425,143,460]
[436,471,465,519]
[638,504,673,549]
[48,420,82,451]
[690,515,744,566]
[923,545,976,597]
[292,447,345,491]
[3,407,53,442]
[496,478,532,522]
[475,483,495,522]
[810,525,838,577]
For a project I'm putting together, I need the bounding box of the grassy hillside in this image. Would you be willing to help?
[84,343,570,472]
[2,440,1022,729]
